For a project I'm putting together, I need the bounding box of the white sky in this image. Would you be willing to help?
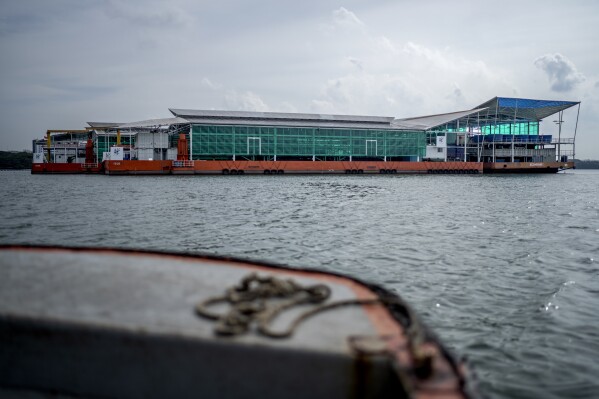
[1,0,598,158]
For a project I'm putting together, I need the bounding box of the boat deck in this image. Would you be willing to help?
[0,246,472,399]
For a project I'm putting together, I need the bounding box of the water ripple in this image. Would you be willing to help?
[1,170,599,398]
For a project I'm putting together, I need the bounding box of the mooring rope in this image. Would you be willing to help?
[195,273,383,338]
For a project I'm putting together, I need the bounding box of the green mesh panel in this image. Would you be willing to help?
[190,125,425,160]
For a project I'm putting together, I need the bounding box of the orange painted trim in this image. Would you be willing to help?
[183,160,483,174]
[32,159,484,175]
[484,161,573,170]
[104,160,172,174]
[30,163,103,174]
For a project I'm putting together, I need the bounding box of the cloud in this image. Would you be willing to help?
[310,99,336,114]
[201,78,222,90]
[447,83,465,106]
[534,53,585,92]
[3,2,597,158]
[311,73,430,117]
[278,101,297,113]
[103,0,191,29]
[320,6,366,36]
[332,7,364,29]
[224,90,269,112]
[347,57,364,71]
[0,14,44,35]
[310,10,512,117]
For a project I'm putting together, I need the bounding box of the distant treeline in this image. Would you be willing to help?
[0,151,32,169]
[573,159,599,169]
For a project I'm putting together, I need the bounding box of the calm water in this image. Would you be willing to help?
[1,169,598,398]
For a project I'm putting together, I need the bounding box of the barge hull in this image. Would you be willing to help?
[483,161,574,174]
[38,160,589,175]
[104,160,172,175]
[31,163,103,174]
[174,160,483,175]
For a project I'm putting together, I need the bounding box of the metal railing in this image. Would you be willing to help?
[482,148,555,157]
[552,138,575,144]
[469,135,576,145]
[81,163,98,168]
[173,160,194,168]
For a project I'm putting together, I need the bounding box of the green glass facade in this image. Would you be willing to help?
[434,121,539,136]
[479,121,539,135]
[190,124,425,161]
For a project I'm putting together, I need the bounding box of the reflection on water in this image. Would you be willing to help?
[1,170,599,398]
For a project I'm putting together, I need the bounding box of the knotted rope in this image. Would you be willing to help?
[195,273,381,338]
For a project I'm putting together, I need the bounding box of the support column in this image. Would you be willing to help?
[463,133,467,162]
[189,125,193,161]
[444,133,447,162]
[46,131,52,163]
[573,103,580,160]
[557,110,563,161]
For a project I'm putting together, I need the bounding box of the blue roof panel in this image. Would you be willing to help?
[473,96,580,122]
[497,97,578,109]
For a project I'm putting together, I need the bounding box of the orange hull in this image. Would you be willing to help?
[31,163,103,174]
[173,160,483,175]
[104,160,172,175]
[483,161,574,173]
[31,160,484,175]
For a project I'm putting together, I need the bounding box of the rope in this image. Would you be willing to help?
[194,273,447,391]
[195,273,383,339]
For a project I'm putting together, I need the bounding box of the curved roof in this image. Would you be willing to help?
[474,97,579,122]
[392,108,487,130]
[87,122,124,128]
[393,97,580,131]
[117,117,189,129]
[169,109,394,126]
[84,96,580,134]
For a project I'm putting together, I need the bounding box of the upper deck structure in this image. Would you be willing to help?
[31,96,581,174]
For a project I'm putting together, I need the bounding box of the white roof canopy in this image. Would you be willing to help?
[117,117,189,129]
[391,108,488,130]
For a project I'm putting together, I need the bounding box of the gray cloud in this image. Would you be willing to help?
[224,90,269,112]
[0,14,44,35]
[534,53,585,92]
[103,0,191,29]
[332,7,364,28]
[1,1,598,158]
[348,57,364,71]
[447,83,465,107]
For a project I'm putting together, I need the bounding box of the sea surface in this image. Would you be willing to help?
[1,169,598,398]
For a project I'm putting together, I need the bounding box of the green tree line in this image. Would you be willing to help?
[573,159,599,169]
[0,151,33,169]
